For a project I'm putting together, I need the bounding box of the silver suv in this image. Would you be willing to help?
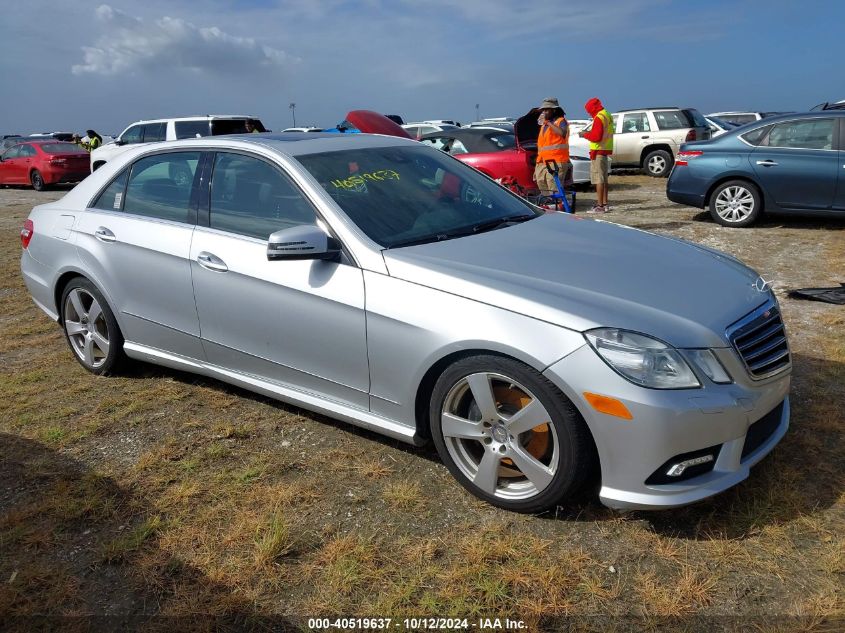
[609,107,710,177]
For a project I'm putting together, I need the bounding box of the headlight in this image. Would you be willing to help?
[585,328,700,389]
[687,349,732,384]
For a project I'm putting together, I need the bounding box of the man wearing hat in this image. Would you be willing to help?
[534,97,570,197]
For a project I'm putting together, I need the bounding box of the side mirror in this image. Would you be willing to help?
[114,139,126,146]
[267,225,341,261]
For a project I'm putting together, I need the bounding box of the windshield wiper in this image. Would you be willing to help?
[386,214,537,249]
[386,234,454,249]
[468,213,538,235]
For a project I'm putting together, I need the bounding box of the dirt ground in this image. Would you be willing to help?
[0,176,843,632]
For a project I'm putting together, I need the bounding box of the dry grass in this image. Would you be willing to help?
[1,184,844,622]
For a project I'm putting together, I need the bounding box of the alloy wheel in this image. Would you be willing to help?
[714,185,755,223]
[647,154,667,175]
[63,288,110,369]
[440,372,559,500]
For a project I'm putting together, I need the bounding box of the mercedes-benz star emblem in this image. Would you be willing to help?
[753,276,774,293]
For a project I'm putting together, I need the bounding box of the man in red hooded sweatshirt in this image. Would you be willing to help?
[580,97,615,213]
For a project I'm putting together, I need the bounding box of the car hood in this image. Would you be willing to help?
[382,213,767,348]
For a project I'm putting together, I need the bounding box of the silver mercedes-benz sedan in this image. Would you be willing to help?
[20,133,791,512]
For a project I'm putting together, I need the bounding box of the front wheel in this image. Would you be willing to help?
[709,180,762,227]
[30,170,46,191]
[61,278,126,375]
[643,149,673,177]
[430,355,595,513]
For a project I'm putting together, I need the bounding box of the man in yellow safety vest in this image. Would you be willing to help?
[580,97,614,213]
[533,97,570,197]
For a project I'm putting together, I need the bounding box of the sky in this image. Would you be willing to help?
[1,0,843,135]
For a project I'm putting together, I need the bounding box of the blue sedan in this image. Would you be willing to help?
[667,112,845,226]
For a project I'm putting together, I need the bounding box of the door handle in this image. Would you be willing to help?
[197,251,228,272]
[641,135,650,139]
[94,227,116,242]
[755,160,778,167]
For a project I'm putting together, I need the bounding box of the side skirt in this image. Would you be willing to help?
[122,341,422,446]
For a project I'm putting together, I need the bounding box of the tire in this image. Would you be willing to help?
[60,278,126,375]
[30,169,46,191]
[708,180,762,227]
[429,355,595,513]
[643,149,673,178]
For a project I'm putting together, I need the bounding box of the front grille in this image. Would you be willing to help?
[742,401,784,460]
[728,302,790,379]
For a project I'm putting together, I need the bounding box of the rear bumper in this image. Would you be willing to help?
[42,166,88,185]
[666,170,707,208]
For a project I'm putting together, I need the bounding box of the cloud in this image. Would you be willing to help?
[72,4,296,76]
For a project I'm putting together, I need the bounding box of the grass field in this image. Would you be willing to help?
[1,179,843,631]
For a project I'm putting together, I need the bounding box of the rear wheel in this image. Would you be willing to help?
[430,355,594,513]
[643,149,673,177]
[709,180,761,227]
[61,278,126,375]
[30,170,45,191]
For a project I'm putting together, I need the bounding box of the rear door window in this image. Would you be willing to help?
[652,110,689,130]
[92,170,129,211]
[209,152,317,240]
[210,119,266,135]
[620,113,650,133]
[766,118,835,150]
[175,120,210,139]
[122,152,201,222]
[142,122,166,142]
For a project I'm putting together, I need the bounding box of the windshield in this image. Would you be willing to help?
[296,144,540,248]
[41,142,87,154]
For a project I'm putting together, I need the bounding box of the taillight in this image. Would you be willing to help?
[675,151,703,166]
[685,129,697,142]
[20,219,34,249]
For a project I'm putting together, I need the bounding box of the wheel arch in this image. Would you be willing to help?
[704,175,764,209]
[639,144,674,167]
[412,347,599,457]
[52,268,119,327]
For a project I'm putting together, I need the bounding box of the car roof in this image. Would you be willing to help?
[125,115,260,126]
[615,107,680,112]
[147,132,419,157]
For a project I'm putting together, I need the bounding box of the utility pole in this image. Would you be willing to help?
[289,102,296,127]
[475,103,480,121]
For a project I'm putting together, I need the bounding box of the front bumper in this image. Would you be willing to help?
[543,344,790,510]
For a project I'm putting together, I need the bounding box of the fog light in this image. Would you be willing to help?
[666,454,714,477]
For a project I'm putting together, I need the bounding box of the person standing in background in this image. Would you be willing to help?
[533,97,571,198]
[86,130,103,151]
[580,98,614,213]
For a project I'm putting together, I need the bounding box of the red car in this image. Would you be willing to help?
[420,127,540,194]
[0,140,90,191]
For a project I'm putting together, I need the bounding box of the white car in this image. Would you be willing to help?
[281,127,323,133]
[402,122,459,139]
[706,111,792,126]
[90,115,266,172]
[704,116,737,137]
